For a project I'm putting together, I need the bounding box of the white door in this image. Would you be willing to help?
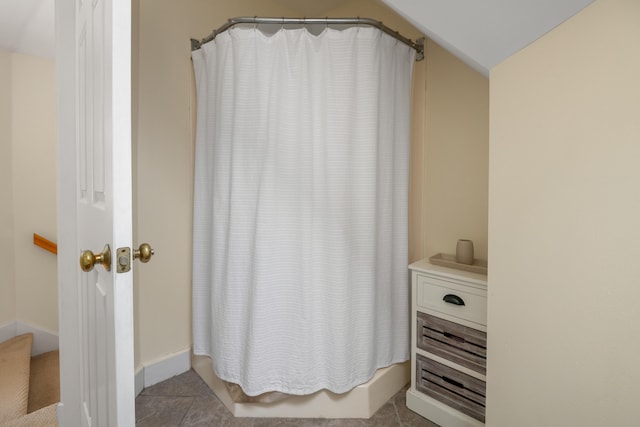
[56,0,134,425]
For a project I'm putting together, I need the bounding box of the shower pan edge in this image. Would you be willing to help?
[191,354,410,418]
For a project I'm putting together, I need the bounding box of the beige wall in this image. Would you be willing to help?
[11,54,58,332]
[0,50,15,326]
[423,41,489,261]
[487,0,640,424]
[0,52,57,332]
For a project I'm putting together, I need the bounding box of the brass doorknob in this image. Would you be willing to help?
[80,244,111,272]
[133,243,155,263]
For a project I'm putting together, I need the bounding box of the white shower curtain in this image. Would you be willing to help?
[192,26,415,396]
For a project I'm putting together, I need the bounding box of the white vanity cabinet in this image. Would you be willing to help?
[406,259,488,426]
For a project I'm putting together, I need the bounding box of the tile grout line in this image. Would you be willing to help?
[178,396,198,426]
[392,398,403,426]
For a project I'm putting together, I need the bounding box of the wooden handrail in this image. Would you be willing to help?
[34,233,57,255]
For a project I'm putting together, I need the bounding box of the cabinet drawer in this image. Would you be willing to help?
[416,275,487,325]
[417,312,487,375]
[416,353,486,423]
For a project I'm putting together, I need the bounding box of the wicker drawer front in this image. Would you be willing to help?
[416,354,486,423]
[417,312,487,375]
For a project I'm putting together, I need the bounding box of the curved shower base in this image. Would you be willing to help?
[192,355,409,418]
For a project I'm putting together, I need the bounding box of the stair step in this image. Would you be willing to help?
[28,350,60,414]
[0,334,33,424]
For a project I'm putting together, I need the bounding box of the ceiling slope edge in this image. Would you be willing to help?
[381,0,595,77]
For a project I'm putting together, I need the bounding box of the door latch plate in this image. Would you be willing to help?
[117,247,131,273]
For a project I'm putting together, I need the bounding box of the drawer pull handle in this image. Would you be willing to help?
[443,294,465,306]
[442,375,464,389]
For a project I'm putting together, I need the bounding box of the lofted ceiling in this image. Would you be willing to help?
[381,0,594,76]
[0,0,594,75]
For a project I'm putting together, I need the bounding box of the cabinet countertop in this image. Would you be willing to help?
[409,258,488,286]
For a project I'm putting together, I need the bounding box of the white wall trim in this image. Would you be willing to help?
[134,348,191,396]
[0,320,59,355]
[135,365,145,396]
[0,321,16,344]
[1,321,190,397]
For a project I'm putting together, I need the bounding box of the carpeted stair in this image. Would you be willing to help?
[0,333,59,427]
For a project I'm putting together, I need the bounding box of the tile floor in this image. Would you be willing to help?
[135,369,438,426]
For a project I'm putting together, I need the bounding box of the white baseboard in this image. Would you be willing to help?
[0,321,59,355]
[135,348,191,396]
[0,321,16,344]
[135,365,145,396]
[0,320,190,397]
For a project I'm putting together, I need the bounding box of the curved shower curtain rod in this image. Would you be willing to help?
[191,16,425,61]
